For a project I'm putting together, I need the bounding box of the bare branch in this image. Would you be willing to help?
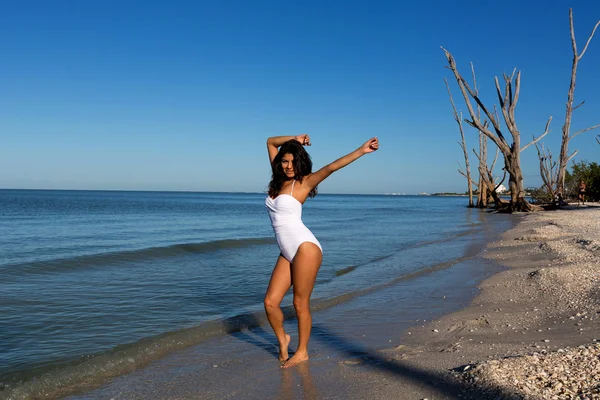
[446,76,473,205]
[494,169,507,192]
[567,149,579,163]
[573,100,585,111]
[491,146,500,171]
[458,167,478,186]
[493,105,500,124]
[441,47,507,151]
[444,78,460,122]
[510,71,521,119]
[470,63,478,95]
[497,80,511,136]
[522,116,553,152]
[569,124,600,140]
[472,62,489,209]
[494,76,505,109]
[535,141,558,196]
[507,69,517,109]
[578,18,600,59]
[570,9,578,56]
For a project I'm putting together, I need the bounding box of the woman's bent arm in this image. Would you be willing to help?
[305,137,378,189]
[267,134,310,163]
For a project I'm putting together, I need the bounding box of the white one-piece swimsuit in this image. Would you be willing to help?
[265,180,323,262]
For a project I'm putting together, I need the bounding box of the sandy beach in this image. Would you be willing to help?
[52,204,599,400]
[348,203,600,400]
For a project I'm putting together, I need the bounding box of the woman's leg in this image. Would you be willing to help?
[283,242,322,368]
[264,255,293,361]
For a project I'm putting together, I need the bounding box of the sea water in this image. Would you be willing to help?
[0,189,506,395]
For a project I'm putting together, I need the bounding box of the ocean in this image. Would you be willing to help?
[0,189,511,398]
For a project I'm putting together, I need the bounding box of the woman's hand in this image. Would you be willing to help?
[360,137,379,154]
[295,134,311,146]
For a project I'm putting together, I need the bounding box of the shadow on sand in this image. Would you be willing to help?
[310,323,523,399]
[222,310,321,399]
[221,308,296,359]
[223,311,524,399]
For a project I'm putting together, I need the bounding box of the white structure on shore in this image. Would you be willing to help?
[495,184,507,194]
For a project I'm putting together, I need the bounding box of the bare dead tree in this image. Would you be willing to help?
[535,141,559,200]
[557,9,600,195]
[453,62,496,209]
[471,63,492,209]
[445,78,474,207]
[597,135,600,145]
[442,48,551,212]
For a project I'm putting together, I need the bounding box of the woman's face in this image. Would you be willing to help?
[281,153,295,178]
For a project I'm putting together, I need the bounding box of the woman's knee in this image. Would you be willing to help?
[293,297,310,315]
[264,295,281,311]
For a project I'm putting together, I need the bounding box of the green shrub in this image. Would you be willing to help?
[565,161,600,202]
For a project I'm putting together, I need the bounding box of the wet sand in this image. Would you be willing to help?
[65,204,600,400]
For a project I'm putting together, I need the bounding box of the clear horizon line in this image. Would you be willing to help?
[0,187,452,196]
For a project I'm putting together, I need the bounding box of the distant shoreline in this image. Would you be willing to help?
[0,188,469,197]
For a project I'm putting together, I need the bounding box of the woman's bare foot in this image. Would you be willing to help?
[281,351,309,368]
[279,334,291,362]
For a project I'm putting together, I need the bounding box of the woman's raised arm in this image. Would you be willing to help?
[304,137,379,189]
[267,134,310,163]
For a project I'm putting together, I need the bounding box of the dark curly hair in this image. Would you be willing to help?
[268,140,318,198]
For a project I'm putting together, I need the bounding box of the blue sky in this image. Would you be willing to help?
[1,0,599,194]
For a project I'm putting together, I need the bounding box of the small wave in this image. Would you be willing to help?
[331,226,481,278]
[3,237,276,277]
[0,309,283,400]
[0,225,488,398]
[335,265,357,277]
[0,251,480,400]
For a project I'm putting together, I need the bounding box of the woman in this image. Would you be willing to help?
[578,180,587,205]
[264,134,379,368]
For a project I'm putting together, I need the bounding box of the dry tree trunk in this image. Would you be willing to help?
[477,163,507,208]
[478,132,489,208]
[473,146,508,209]
[448,62,493,209]
[471,63,491,209]
[442,48,551,212]
[489,147,504,206]
[445,78,474,207]
[557,9,600,195]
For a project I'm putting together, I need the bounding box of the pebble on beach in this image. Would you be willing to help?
[460,344,600,399]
